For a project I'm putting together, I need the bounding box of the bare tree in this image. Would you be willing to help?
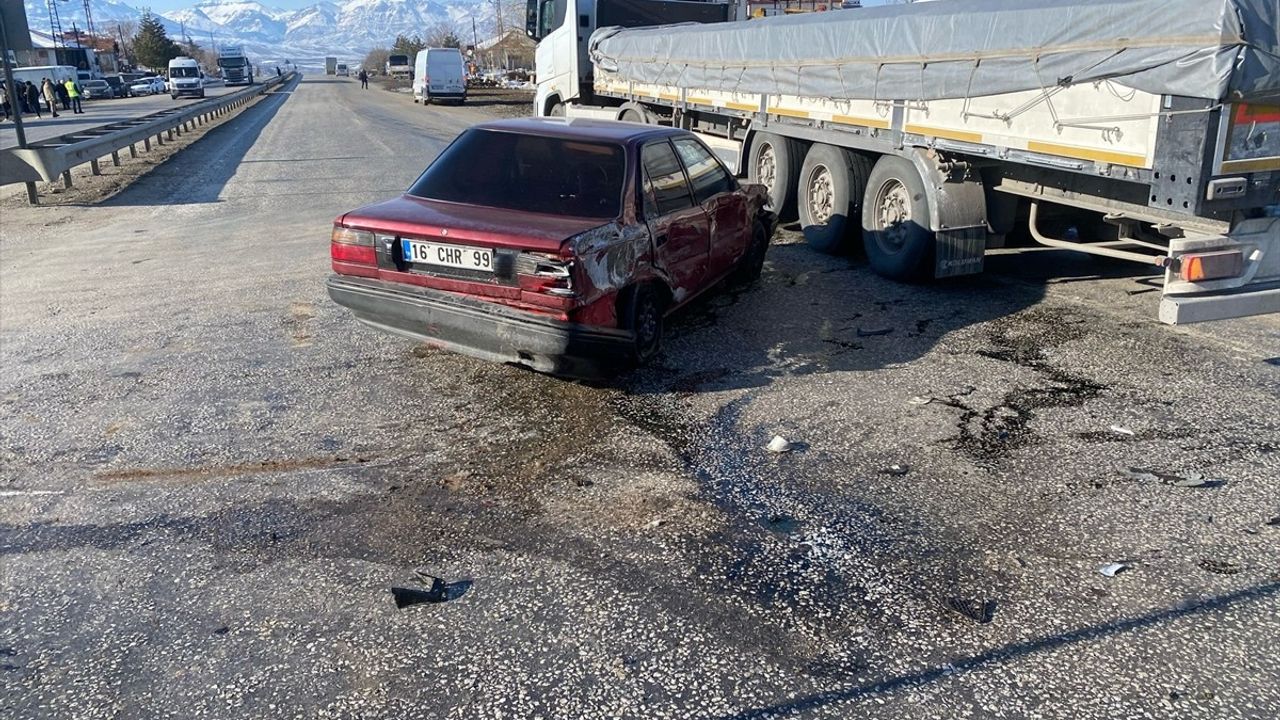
[363,47,391,74]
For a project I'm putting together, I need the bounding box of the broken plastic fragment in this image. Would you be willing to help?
[882,464,909,476]
[1109,425,1135,436]
[907,396,933,406]
[645,518,665,529]
[1098,562,1127,577]
[944,596,995,624]
[767,435,794,453]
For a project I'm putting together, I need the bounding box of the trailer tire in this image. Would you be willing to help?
[748,132,802,220]
[798,144,870,254]
[862,155,935,281]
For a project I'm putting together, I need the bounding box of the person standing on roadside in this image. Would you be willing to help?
[64,78,83,114]
[25,81,41,118]
[63,77,83,112]
[358,69,368,89]
[56,79,70,111]
[41,78,61,118]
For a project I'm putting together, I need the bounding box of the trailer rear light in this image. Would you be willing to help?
[331,225,376,266]
[1178,250,1245,283]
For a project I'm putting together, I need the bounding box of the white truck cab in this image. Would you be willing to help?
[168,57,205,99]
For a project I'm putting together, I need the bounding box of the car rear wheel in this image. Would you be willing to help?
[628,285,664,364]
[730,220,771,286]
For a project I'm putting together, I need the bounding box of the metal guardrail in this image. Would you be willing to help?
[0,72,296,204]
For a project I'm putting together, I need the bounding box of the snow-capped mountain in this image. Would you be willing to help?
[20,0,501,67]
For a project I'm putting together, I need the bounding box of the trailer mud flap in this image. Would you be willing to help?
[935,226,986,278]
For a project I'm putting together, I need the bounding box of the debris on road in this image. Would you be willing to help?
[856,326,894,337]
[882,464,910,477]
[1121,468,1223,488]
[645,518,666,529]
[1198,558,1244,575]
[907,396,933,406]
[1267,516,1280,527]
[1109,425,1135,436]
[392,571,470,608]
[945,596,996,624]
[767,435,794,453]
[1098,562,1128,577]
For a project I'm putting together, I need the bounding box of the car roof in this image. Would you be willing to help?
[470,117,688,145]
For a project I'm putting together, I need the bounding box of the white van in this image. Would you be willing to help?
[167,57,205,99]
[336,63,349,77]
[413,48,466,105]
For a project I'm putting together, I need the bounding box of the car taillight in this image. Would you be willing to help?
[517,253,575,296]
[331,225,376,266]
[1178,250,1245,283]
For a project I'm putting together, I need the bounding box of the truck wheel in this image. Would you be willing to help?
[619,107,646,123]
[748,133,802,220]
[798,144,871,254]
[549,102,566,117]
[862,155,935,281]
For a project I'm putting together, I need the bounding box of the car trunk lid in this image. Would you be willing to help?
[337,195,611,311]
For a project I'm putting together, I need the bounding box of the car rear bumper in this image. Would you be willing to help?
[426,90,466,101]
[327,275,633,376]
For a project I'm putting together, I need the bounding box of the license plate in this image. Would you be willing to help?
[401,239,493,272]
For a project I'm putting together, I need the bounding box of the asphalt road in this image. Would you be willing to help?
[0,81,237,150]
[2,76,1279,719]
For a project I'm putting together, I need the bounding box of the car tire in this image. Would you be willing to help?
[861,154,936,281]
[627,284,664,364]
[730,220,771,286]
[799,143,872,254]
[748,132,803,221]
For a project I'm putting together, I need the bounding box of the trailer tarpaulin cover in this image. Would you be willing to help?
[589,0,1280,103]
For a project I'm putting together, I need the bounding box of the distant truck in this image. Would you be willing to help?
[386,54,412,79]
[218,46,254,86]
[325,56,337,75]
[528,0,1280,324]
[336,62,349,77]
[167,57,206,99]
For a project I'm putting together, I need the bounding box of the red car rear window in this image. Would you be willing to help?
[408,129,625,219]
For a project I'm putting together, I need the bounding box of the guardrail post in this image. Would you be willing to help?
[90,159,100,176]
[61,171,72,189]
[111,151,120,166]
[143,138,150,151]
[25,182,38,205]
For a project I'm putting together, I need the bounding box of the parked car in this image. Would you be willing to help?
[80,79,115,100]
[129,77,166,96]
[104,76,130,98]
[327,118,775,376]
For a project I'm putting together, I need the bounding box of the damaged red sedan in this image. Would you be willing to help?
[327,118,775,375]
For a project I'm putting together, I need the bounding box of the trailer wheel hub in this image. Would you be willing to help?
[875,179,912,252]
[806,164,835,224]
[756,143,777,194]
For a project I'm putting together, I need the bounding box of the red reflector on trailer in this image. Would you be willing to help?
[331,242,376,265]
[1179,250,1245,283]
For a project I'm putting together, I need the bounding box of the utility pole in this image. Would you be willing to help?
[0,7,36,203]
